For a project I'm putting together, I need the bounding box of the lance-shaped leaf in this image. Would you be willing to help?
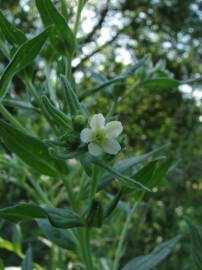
[104,190,122,218]
[187,219,202,269]
[141,78,180,90]
[79,56,148,99]
[0,9,27,46]
[0,26,52,98]
[89,155,151,192]
[21,248,32,270]
[2,98,39,112]
[35,0,75,57]
[97,145,168,191]
[86,199,104,228]
[122,235,181,270]
[37,220,78,250]
[0,203,84,229]
[0,120,68,177]
[41,95,72,129]
[147,158,173,188]
[49,147,85,160]
[60,75,84,116]
[131,158,173,201]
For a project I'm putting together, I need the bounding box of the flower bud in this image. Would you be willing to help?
[86,199,103,228]
[73,114,87,131]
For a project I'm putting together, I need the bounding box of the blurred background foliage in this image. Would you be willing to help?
[0,0,202,269]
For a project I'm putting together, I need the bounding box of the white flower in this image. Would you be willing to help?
[80,113,123,156]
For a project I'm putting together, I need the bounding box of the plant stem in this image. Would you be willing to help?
[62,173,94,270]
[25,78,42,106]
[28,177,53,207]
[88,167,98,208]
[45,63,57,104]
[67,57,72,81]
[77,228,94,270]
[112,200,139,270]
[62,177,77,209]
[73,0,83,37]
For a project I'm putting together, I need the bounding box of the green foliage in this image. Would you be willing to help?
[0,26,52,98]
[35,0,75,58]
[0,9,27,45]
[187,219,202,269]
[0,0,201,269]
[0,203,84,228]
[0,120,68,176]
[37,220,77,250]
[60,75,84,116]
[122,235,181,270]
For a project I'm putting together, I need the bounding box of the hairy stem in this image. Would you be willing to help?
[112,200,139,270]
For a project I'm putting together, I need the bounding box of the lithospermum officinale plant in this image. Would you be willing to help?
[0,1,183,269]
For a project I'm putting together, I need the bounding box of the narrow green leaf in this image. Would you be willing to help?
[0,26,52,98]
[0,120,68,177]
[90,155,151,192]
[79,56,148,99]
[37,220,77,250]
[2,98,39,112]
[97,145,167,191]
[0,237,16,253]
[49,147,85,160]
[132,158,172,199]
[21,248,32,270]
[122,235,181,270]
[0,203,84,229]
[0,204,47,223]
[41,95,72,129]
[60,75,84,116]
[187,219,202,269]
[86,199,104,228]
[148,158,173,189]
[35,0,75,57]
[104,190,121,218]
[46,208,84,228]
[142,78,180,90]
[0,9,27,45]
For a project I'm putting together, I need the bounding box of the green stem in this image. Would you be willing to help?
[112,200,139,270]
[24,78,41,106]
[50,245,58,270]
[28,177,53,207]
[62,174,94,270]
[73,0,83,37]
[88,167,98,208]
[45,63,57,104]
[62,177,77,209]
[67,57,72,81]
[77,228,94,270]
[0,102,27,133]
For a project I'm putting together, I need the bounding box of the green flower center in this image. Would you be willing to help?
[92,130,106,144]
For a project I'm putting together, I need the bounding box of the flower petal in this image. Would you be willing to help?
[101,139,121,155]
[88,143,103,156]
[90,113,105,130]
[104,121,123,139]
[80,128,92,143]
